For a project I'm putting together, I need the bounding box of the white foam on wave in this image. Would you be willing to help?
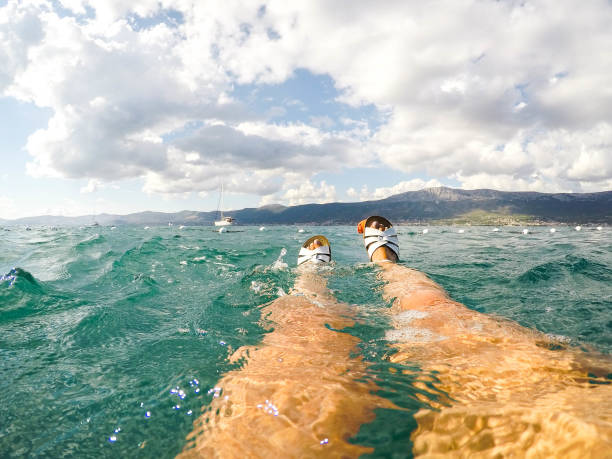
[271,248,288,270]
[212,262,236,268]
[385,327,446,343]
[545,333,571,344]
[385,309,446,343]
[393,310,428,324]
[250,281,263,293]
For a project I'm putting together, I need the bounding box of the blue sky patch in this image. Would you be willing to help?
[232,68,385,133]
[128,8,184,31]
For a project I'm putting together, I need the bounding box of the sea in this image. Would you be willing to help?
[1,224,610,457]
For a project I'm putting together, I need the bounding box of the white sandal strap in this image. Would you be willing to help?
[364,227,399,261]
[297,245,331,265]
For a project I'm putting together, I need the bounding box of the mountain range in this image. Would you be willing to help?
[1,187,610,226]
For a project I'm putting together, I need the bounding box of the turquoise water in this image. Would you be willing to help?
[1,225,610,457]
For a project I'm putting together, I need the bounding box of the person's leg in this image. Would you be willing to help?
[179,249,391,457]
[365,219,612,456]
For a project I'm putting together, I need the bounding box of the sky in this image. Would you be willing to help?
[1,0,611,219]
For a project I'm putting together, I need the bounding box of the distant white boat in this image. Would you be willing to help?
[522,229,529,234]
[550,228,556,233]
[597,226,603,231]
[422,228,429,234]
[168,222,173,227]
[575,225,582,231]
[214,183,235,227]
[492,228,500,232]
[214,216,234,227]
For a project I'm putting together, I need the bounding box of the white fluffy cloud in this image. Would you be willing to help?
[280,180,336,206]
[202,0,612,192]
[2,0,372,199]
[2,0,611,206]
[348,178,445,202]
[80,178,101,194]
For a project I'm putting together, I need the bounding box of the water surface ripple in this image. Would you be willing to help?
[0,225,610,457]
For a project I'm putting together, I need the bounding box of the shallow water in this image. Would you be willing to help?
[0,225,610,457]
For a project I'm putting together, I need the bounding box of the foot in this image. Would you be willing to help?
[298,235,332,265]
[308,238,323,250]
[360,216,399,263]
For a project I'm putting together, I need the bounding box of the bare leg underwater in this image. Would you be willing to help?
[379,259,612,457]
[358,215,612,456]
[181,221,612,457]
[178,267,393,458]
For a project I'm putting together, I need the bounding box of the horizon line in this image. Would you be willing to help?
[2,186,611,222]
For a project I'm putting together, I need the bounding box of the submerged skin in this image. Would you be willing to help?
[181,225,612,458]
[178,267,393,458]
[369,230,612,457]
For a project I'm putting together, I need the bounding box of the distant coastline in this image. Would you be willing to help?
[1,187,610,226]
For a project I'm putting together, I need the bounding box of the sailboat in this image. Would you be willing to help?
[214,183,235,227]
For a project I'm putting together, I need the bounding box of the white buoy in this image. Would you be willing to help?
[458,229,465,234]
[259,226,265,231]
[575,226,582,231]
[492,228,500,232]
[550,228,556,233]
[422,228,429,234]
[597,226,603,231]
[218,227,226,233]
[522,229,529,235]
